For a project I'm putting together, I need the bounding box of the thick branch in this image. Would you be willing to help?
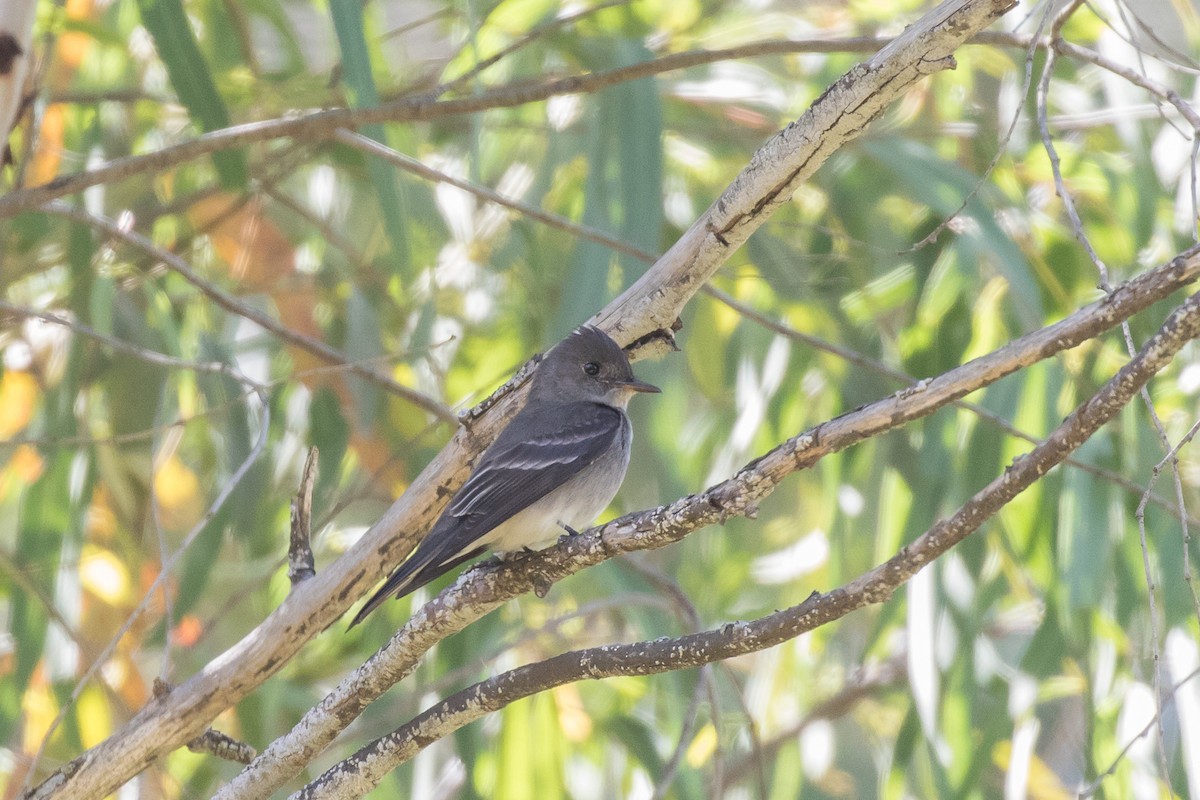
[217,246,1200,800]
[296,287,1200,799]
[21,3,1016,798]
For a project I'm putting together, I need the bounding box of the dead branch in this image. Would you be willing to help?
[288,448,319,586]
[217,245,1200,800]
[295,286,1200,799]
[21,3,1019,797]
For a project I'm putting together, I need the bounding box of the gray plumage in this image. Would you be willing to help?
[349,326,659,628]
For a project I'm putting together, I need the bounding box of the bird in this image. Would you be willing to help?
[348,325,660,628]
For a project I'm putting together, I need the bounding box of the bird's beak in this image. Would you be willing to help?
[616,378,661,394]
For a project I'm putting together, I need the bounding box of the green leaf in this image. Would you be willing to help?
[331,1,411,279]
[613,38,663,277]
[135,0,247,186]
[344,288,384,433]
[309,386,349,510]
[552,37,663,339]
[552,97,613,339]
[607,713,665,781]
[0,454,73,744]
[1058,436,1115,611]
[863,138,1043,330]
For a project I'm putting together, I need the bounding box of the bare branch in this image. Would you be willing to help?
[18,4,1023,796]
[151,681,258,765]
[40,202,458,424]
[703,287,1200,528]
[217,245,1200,800]
[341,117,1191,533]
[187,730,257,766]
[295,286,1200,799]
[0,25,1032,220]
[289,448,319,587]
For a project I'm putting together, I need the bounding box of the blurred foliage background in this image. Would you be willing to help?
[3,0,1200,797]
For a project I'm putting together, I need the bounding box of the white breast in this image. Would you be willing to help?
[478,415,632,553]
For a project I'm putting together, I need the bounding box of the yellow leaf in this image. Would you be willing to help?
[76,684,112,749]
[992,740,1074,800]
[21,669,57,753]
[172,615,203,648]
[1,445,45,498]
[79,545,131,606]
[961,276,1011,362]
[154,455,203,530]
[552,684,592,742]
[0,370,39,438]
[186,194,296,289]
[27,105,64,186]
[85,484,118,542]
[686,723,718,767]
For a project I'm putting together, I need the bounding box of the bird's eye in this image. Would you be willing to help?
[583,361,600,376]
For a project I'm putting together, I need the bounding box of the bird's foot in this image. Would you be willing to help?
[465,553,504,576]
[556,523,582,545]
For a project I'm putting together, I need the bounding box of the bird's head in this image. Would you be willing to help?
[530,326,660,408]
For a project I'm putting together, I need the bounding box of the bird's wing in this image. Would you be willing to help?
[448,401,624,522]
[348,402,622,627]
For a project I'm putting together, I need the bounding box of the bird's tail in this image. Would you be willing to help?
[347,545,485,629]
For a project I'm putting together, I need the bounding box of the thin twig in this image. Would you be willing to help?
[430,1,632,100]
[1040,8,1192,786]
[330,129,657,263]
[289,448,319,586]
[40,202,458,424]
[909,1,1053,251]
[0,301,255,380]
[0,30,1037,219]
[1080,665,1200,797]
[719,654,908,790]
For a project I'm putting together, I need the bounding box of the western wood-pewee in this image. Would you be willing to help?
[349,325,659,627]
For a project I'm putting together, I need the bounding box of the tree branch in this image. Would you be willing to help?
[0,25,1031,220]
[40,202,458,424]
[288,448,319,587]
[337,121,1186,531]
[295,286,1200,799]
[216,245,1200,800]
[20,3,1019,797]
